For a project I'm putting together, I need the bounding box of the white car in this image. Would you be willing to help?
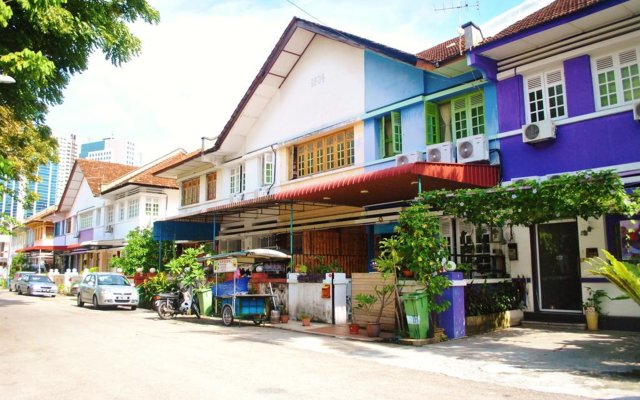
[16,274,57,297]
[77,273,139,310]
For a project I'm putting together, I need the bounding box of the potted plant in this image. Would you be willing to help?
[280,304,289,324]
[582,286,623,331]
[354,284,395,337]
[297,310,312,326]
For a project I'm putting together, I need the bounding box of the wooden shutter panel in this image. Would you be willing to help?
[424,102,440,145]
[391,111,402,154]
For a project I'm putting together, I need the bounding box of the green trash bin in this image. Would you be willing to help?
[401,292,429,339]
[195,288,213,316]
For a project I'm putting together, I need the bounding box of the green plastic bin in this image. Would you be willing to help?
[401,292,429,339]
[195,288,213,316]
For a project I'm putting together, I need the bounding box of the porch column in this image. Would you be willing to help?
[289,201,294,273]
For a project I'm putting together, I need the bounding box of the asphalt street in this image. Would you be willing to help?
[1,290,638,400]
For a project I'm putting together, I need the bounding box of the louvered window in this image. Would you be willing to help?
[450,92,484,140]
[594,48,640,109]
[525,69,566,123]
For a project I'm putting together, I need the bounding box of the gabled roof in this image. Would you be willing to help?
[24,205,57,225]
[479,0,603,47]
[201,17,422,157]
[57,160,137,213]
[417,36,466,65]
[100,149,187,194]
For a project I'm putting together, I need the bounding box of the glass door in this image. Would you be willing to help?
[536,221,582,311]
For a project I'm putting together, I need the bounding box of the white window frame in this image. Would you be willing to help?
[451,91,485,140]
[525,69,567,124]
[592,47,640,110]
[229,165,244,195]
[262,153,274,186]
[106,206,114,225]
[79,212,92,230]
[145,197,159,216]
[118,203,125,221]
[128,198,139,219]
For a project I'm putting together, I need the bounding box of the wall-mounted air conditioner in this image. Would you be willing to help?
[426,142,455,163]
[104,225,113,233]
[395,151,425,167]
[231,193,244,202]
[522,119,556,143]
[456,134,489,163]
[633,100,640,121]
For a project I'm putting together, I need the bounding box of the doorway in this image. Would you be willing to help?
[535,221,582,312]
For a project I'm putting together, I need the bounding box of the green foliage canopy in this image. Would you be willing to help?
[109,228,174,275]
[421,170,639,227]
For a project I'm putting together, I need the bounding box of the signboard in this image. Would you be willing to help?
[214,258,237,273]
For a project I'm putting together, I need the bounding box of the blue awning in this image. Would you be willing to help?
[153,220,219,242]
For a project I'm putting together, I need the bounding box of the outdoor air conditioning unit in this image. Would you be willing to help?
[104,225,113,233]
[232,193,244,202]
[522,119,556,143]
[426,142,455,163]
[633,100,640,121]
[456,134,489,163]
[395,151,425,167]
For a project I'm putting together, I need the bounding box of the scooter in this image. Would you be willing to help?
[155,286,201,319]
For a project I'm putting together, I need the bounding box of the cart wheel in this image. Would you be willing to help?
[221,304,234,326]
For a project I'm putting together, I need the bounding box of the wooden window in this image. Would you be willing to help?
[206,172,217,200]
[290,128,355,179]
[181,178,200,206]
[379,111,402,158]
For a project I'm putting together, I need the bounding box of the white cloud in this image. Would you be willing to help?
[45,0,545,164]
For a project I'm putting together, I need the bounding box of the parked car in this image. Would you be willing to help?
[9,271,35,292]
[69,275,83,296]
[16,274,57,297]
[77,273,138,310]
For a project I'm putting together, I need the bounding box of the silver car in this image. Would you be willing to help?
[77,273,139,310]
[16,274,57,297]
[9,271,35,292]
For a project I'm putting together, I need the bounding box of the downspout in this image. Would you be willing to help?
[212,212,217,254]
[289,201,294,273]
[267,144,277,195]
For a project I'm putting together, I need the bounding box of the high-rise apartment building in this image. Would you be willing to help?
[55,134,78,202]
[79,137,140,166]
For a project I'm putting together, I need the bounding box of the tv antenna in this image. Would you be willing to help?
[434,1,480,12]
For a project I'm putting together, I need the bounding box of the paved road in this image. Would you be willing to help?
[0,290,635,400]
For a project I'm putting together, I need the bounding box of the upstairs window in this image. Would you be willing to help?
[262,154,274,186]
[230,165,244,194]
[379,111,402,158]
[128,198,139,219]
[452,92,484,140]
[106,206,114,225]
[181,177,199,206]
[145,198,159,216]
[290,128,354,179]
[525,69,566,123]
[79,212,92,230]
[206,172,217,200]
[594,48,640,109]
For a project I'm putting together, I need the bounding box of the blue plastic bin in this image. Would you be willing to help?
[211,277,249,297]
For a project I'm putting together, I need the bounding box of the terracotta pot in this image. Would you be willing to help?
[301,317,311,327]
[401,269,414,278]
[280,314,289,324]
[348,323,360,334]
[585,309,598,331]
[366,322,381,337]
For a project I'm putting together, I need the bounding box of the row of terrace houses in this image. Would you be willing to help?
[11,151,188,272]
[153,0,640,329]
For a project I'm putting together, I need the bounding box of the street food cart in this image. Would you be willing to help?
[201,249,290,326]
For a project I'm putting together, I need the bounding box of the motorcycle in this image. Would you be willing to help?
[155,286,201,319]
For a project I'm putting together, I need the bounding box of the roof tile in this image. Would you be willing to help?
[76,159,137,196]
[417,36,465,64]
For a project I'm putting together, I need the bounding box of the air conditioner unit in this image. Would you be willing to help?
[633,100,640,121]
[456,134,489,163]
[426,142,455,163]
[105,225,113,233]
[231,193,244,202]
[522,119,556,143]
[395,151,425,167]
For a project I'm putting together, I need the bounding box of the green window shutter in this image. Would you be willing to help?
[379,116,386,158]
[424,102,440,145]
[391,111,402,154]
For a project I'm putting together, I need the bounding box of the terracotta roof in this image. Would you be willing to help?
[76,159,137,196]
[481,0,602,45]
[417,36,466,64]
[101,151,189,194]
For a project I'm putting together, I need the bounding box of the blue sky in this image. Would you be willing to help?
[45,0,553,164]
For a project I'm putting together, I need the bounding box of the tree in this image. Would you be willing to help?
[0,0,159,232]
[110,228,174,275]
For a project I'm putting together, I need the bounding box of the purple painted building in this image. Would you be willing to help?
[469,0,640,329]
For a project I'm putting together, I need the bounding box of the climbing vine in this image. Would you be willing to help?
[421,170,639,227]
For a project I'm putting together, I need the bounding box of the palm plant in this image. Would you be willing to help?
[587,250,638,306]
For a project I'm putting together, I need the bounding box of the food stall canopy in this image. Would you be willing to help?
[198,248,291,264]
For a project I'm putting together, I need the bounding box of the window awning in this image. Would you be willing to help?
[273,162,499,207]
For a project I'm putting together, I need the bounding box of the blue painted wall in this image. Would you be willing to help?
[500,111,640,181]
[497,75,525,132]
[364,51,424,112]
[564,55,595,117]
[424,70,480,96]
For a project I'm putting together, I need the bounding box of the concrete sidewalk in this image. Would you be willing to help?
[270,320,640,399]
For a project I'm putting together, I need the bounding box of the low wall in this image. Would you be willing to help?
[465,310,523,335]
